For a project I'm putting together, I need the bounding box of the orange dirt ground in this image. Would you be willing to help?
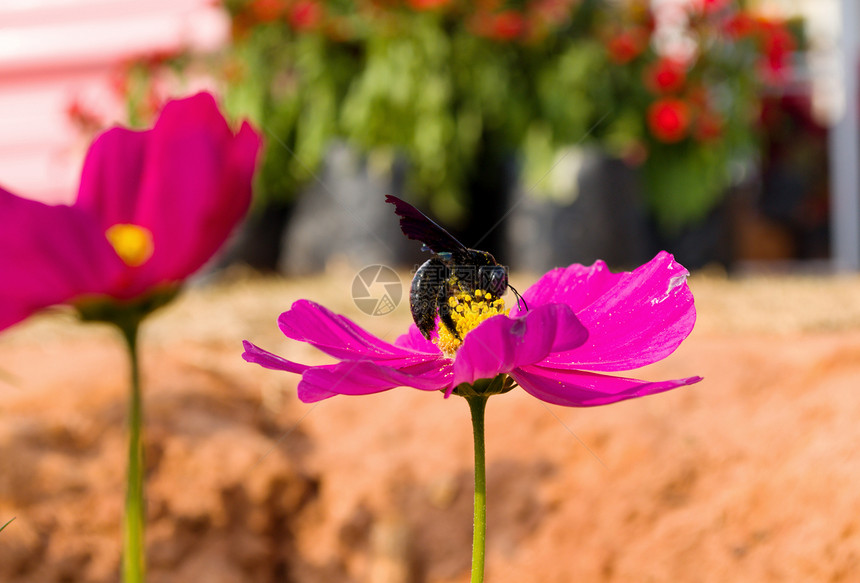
[1,267,860,582]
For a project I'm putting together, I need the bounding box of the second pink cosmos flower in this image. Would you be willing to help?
[0,92,261,331]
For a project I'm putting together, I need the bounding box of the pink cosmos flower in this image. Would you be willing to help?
[0,92,261,331]
[243,251,701,406]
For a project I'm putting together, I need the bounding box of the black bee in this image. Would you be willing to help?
[386,195,525,340]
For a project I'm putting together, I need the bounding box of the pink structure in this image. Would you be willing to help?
[0,0,229,204]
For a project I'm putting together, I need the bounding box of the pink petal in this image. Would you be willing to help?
[134,93,261,285]
[451,304,588,387]
[241,340,311,374]
[0,187,122,330]
[394,324,441,354]
[298,359,453,403]
[75,93,261,297]
[520,251,696,372]
[511,364,702,407]
[278,300,437,365]
[75,127,149,228]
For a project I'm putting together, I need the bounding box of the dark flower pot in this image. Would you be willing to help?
[506,148,653,272]
[279,143,423,275]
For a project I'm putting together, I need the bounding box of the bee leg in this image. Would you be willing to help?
[410,258,447,340]
[411,296,437,340]
[437,287,461,341]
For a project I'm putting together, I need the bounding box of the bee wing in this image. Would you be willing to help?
[386,195,468,254]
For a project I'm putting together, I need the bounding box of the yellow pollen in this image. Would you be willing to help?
[105,224,154,267]
[436,290,508,357]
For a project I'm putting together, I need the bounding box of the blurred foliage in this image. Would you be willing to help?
[88,0,804,233]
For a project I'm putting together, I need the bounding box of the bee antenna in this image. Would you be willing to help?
[508,284,528,312]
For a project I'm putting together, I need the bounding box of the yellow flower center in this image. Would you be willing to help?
[105,224,154,267]
[435,289,508,357]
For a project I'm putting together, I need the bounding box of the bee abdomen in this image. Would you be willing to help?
[410,258,449,340]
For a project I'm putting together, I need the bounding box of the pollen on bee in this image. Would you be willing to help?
[435,290,508,357]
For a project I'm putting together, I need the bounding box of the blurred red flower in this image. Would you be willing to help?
[757,19,795,83]
[66,98,104,134]
[607,27,649,64]
[493,10,526,40]
[696,0,730,14]
[473,9,525,41]
[723,11,757,39]
[647,98,691,143]
[407,0,451,11]
[289,0,322,30]
[644,57,687,94]
[530,0,570,22]
[251,0,286,22]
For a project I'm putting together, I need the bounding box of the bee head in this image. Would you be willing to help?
[479,264,508,298]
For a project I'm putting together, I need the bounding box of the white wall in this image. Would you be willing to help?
[0,0,229,204]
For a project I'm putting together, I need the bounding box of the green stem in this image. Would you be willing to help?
[119,320,145,583]
[467,395,488,583]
